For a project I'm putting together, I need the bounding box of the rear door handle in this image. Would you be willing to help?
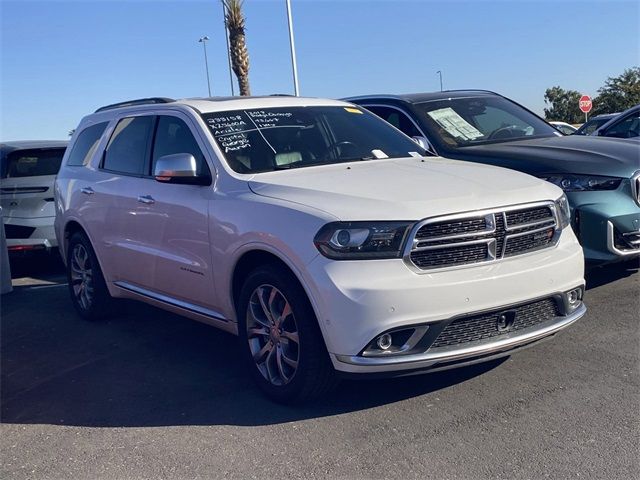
[80,187,94,195]
[137,195,155,205]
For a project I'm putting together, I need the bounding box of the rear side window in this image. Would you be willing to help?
[103,116,154,175]
[67,122,108,166]
[152,116,211,177]
[2,148,66,178]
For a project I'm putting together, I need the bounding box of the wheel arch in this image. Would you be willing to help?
[230,249,322,329]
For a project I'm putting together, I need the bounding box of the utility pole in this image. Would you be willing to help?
[198,35,212,97]
[437,70,443,92]
[285,0,300,96]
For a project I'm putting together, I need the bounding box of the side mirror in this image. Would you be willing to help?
[411,136,435,154]
[154,153,210,185]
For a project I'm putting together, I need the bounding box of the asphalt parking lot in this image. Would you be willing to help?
[1,254,638,480]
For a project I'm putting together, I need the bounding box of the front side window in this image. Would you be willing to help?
[416,96,558,149]
[365,106,423,138]
[152,116,211,177]
[603,113,640,138]
[67,122,108,166]
[201,106,426,173]
[103,116,154,175]
[574,117,610,135]
[2,148,66,178]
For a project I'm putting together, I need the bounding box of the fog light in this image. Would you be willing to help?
[567,290,580,305]
[376,333,393,350]
[564,287,583,313]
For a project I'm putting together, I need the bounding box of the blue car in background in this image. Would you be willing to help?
[346,91,640,264]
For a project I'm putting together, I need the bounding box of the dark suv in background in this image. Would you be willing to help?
[346,91,640,264]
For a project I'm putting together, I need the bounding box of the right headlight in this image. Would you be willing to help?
[314,221,414,260]
[540,174,622,192]
[555,193,571,229]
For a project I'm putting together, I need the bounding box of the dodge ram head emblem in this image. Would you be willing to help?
[496,310,516,332]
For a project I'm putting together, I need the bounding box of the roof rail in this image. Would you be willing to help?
[95,97,175,113]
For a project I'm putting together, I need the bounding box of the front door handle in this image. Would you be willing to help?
[80,187,94,195]
[137,195,155,205]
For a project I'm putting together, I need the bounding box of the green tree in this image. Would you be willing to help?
[592,67,640,115]
[224,0,251,96]
[543,86,583,123]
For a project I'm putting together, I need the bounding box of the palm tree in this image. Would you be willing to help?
[224,0,251,96]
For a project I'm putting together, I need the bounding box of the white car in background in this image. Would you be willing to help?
[1,141,67,253]
[549,121,578,135]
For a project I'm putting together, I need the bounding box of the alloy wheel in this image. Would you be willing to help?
[246,284,300,386]
[70,244,94,311]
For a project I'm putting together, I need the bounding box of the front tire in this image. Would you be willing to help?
[237,264,336,403]
[66,231,114,321]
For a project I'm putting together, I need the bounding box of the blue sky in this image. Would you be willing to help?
[1,0,638,140]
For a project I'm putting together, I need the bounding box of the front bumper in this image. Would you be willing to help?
[303,228,585,374]
[568,184,640,263]
[334,302,585,374]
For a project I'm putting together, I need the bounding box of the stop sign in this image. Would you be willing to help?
[579,95,592,113]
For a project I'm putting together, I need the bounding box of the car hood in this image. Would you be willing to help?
[458,135,640,178]
[248,157,562,221]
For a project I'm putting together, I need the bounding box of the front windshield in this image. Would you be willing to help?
[415,96,558,149]
[201,106,426,173]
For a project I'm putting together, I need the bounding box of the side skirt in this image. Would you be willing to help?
[113,281,238,335]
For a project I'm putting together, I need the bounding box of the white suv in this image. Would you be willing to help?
[1,141,67,253]
[55,96,586,403]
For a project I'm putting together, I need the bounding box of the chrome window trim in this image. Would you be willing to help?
[403,200,561,274]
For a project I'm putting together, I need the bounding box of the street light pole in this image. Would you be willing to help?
[221,1,235,96]
[436,70,443,92]
[198,35,212,97]
[285,0,300,96]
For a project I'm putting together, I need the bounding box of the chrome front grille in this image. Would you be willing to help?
[406,202,559,271]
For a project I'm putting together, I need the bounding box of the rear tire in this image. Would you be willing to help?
[237,264,336,404]
[66,231,114,321]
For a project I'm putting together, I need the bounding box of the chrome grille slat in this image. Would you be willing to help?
[406,202,559,271]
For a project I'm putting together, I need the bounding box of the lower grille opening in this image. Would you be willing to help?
[4,224,36,239]
[430,298,561,349]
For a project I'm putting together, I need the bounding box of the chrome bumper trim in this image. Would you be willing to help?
[335,303,586,370]
[606,221,640,257]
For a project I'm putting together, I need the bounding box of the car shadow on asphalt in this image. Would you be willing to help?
[4,254,635,428]
[1,280,505,428]
[585,258,639,290]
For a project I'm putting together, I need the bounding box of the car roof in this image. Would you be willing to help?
[344,90,500,104]
[92,95,352,116]
[0,140,68,152]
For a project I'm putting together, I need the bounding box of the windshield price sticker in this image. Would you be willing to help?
[427,107,484,141]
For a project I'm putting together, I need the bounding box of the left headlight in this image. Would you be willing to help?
[541,174,622,192]
[555,194,571,229]
[314,221,414,259]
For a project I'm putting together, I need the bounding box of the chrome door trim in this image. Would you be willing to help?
[114,281,228,321]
